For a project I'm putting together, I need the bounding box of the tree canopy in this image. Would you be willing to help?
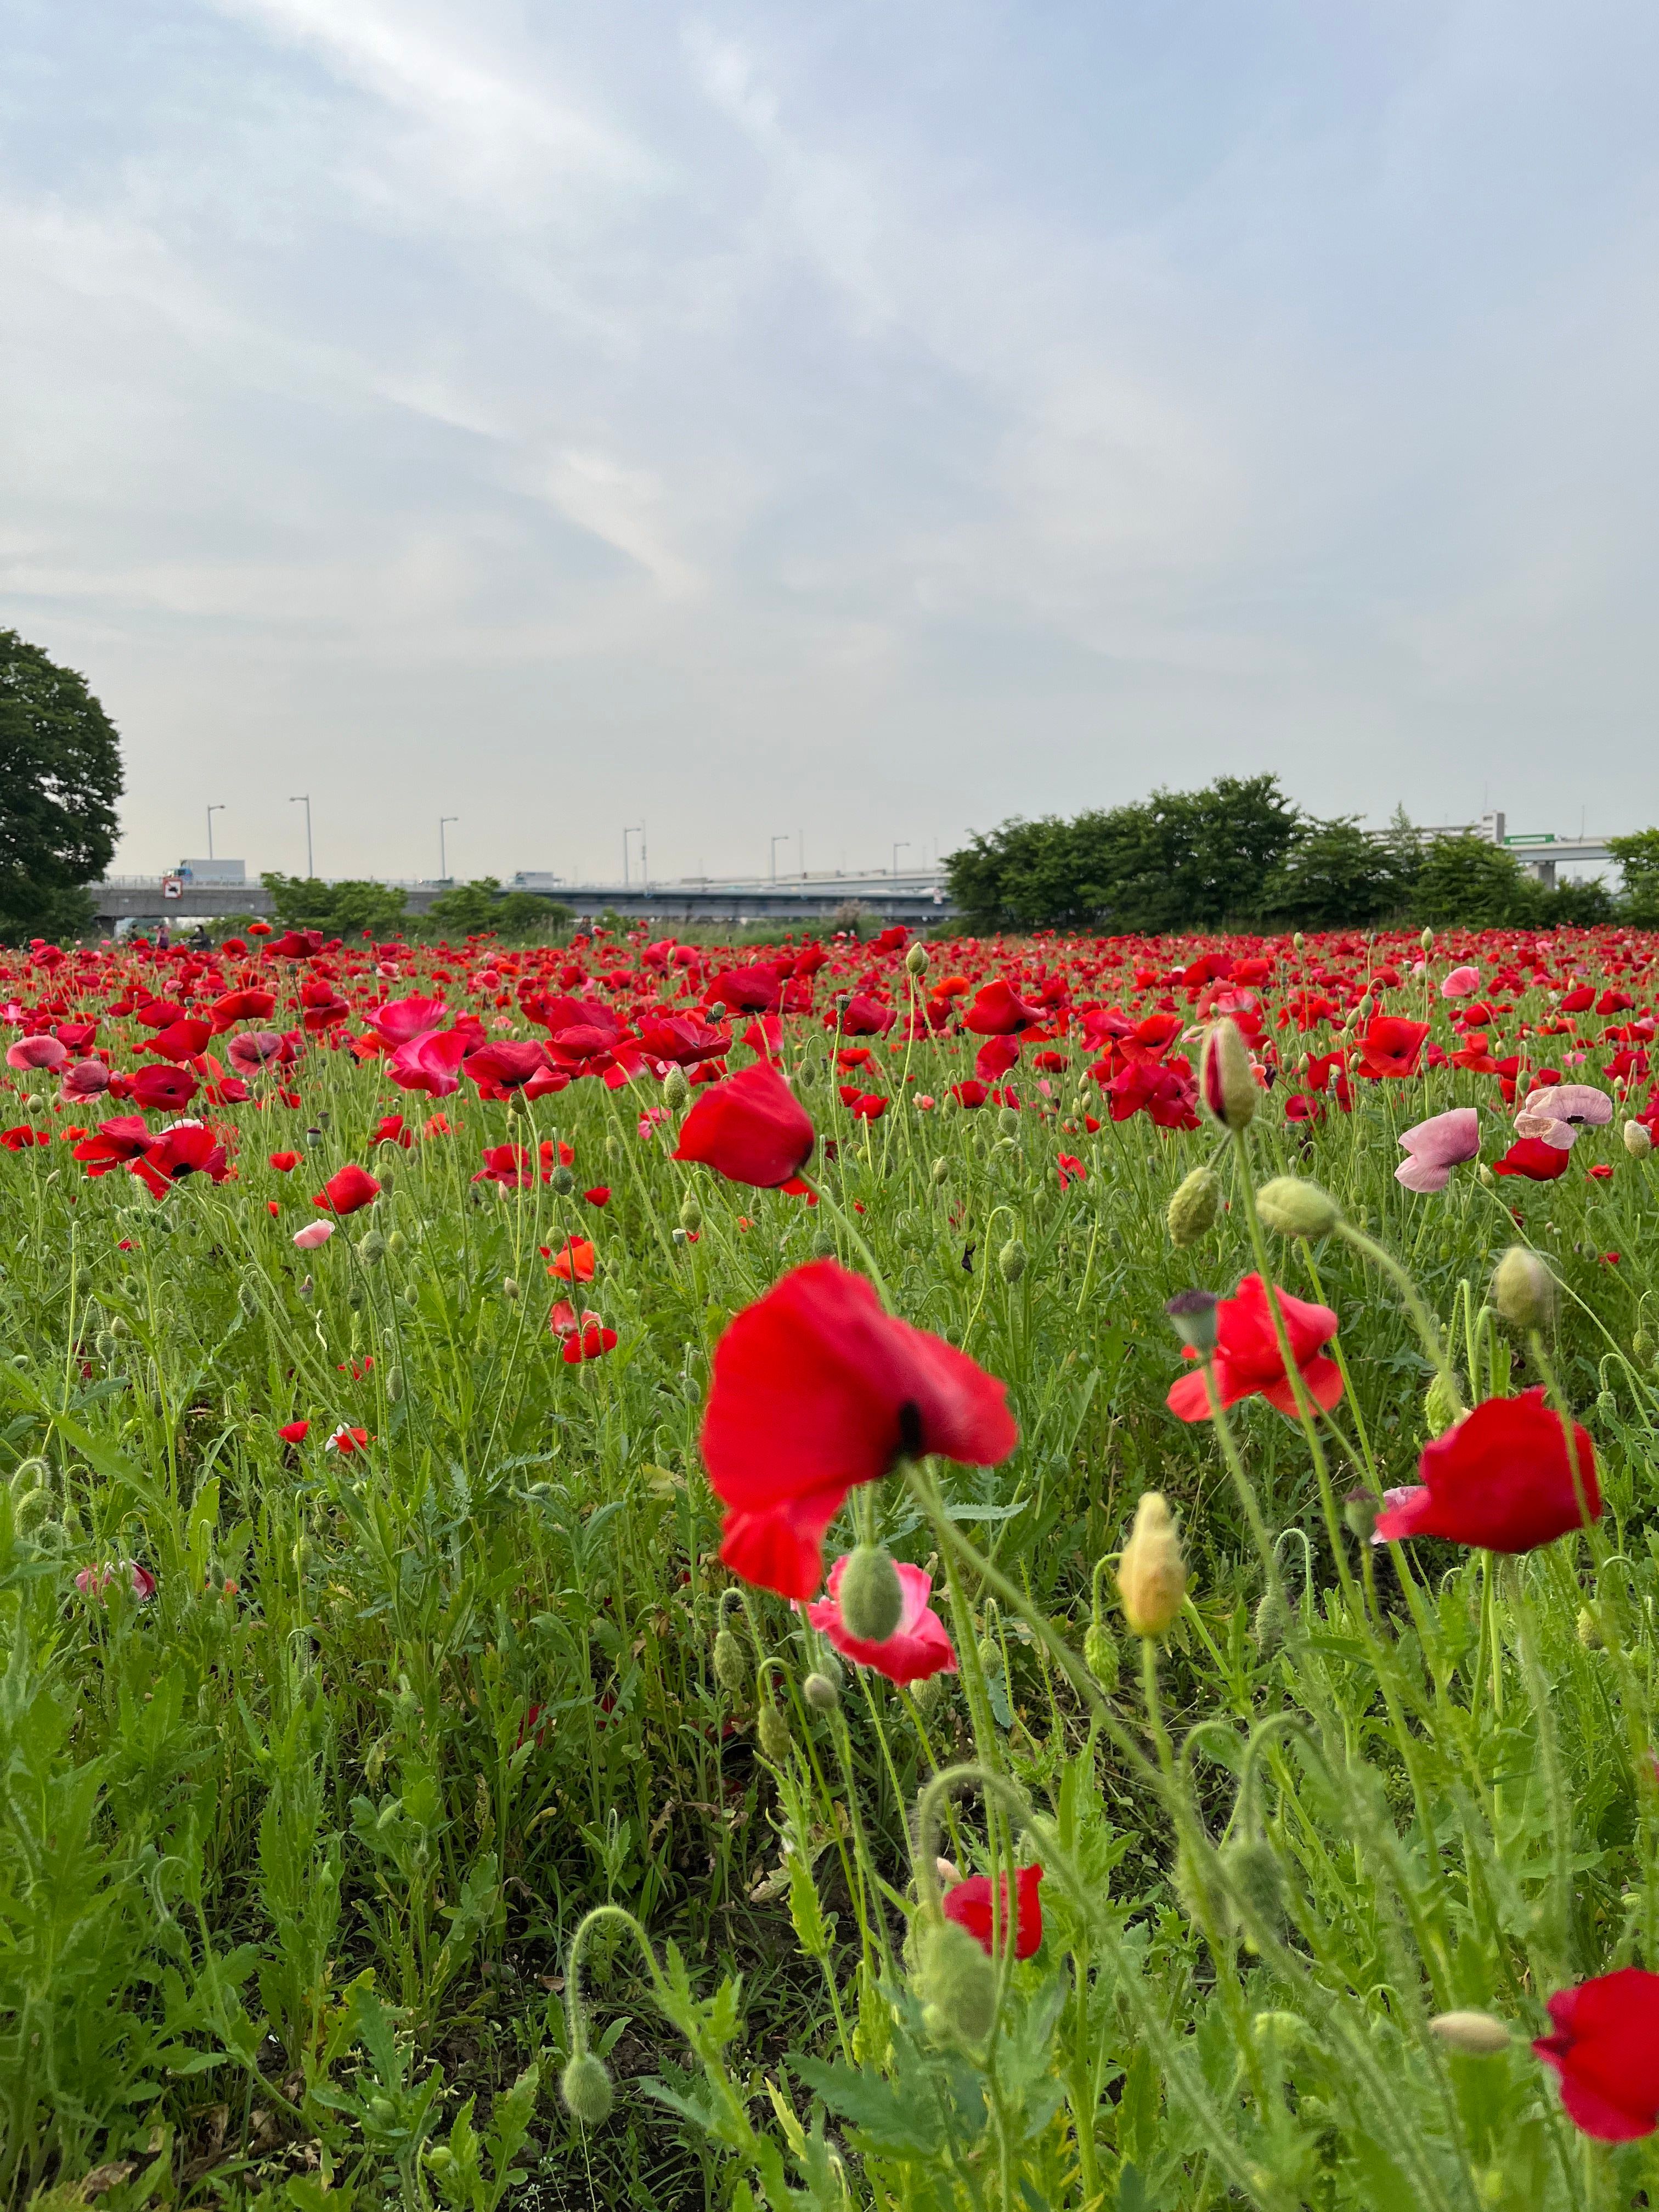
[0,629,123,945]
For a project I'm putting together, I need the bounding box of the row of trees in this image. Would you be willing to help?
[259,873,574,944]
[0,628,123,946]
[945,776,1630,933]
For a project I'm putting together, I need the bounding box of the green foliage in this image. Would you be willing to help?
[1610,828,1659,923]
[1260,815,1410,928]
[260,873,409,941]
[1409,834,1535,926]
[421,879,573,943]
[0,629,123,946]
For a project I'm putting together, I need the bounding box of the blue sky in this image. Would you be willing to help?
[4,1,1658,883]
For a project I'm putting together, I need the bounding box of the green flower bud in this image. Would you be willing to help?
[905,943,929,975]
[1576,1606,1604,1650]
[1255,1176,1340,1239]
[1167,1166,1220,1249]
[1218,1836,1286,1951]
[1117,1492,1187,1638]
[561,2052,614,2126]
[403,1283,419,1308]
[297,1275,314,1301]
[679,1194,702,1233]
[708,1000,727,1021]
[811,1230,836,1259]
[606,1135,624,1163]
[387,1228,408,1255]
[662,1065,691,1110]
[1424,1370,1462,1437]
[357,1231,387,1265]
[713,1628,747,1694]
[977,1634,1004,1677]
[915,1915,997,2045]
[387,1365,405,1403]
[377,1165,396,1192]
[930,1157,950,1186]
[1493,1246,1554,1331]
[1427,2011,1510,2056]
[997,1106,1021,1137]
[1597,1388,1616,1419]
[1420,926,1435,951]
[238,1281,261,1317]
[502,1276,520,1301]
[910,1670,944,1713]
[837,1546,904,1642]
[1254,1584,1291,1653]
[1624,1120,1652,1160]
[803,1670,840,1712]
[550,1165,575,1195]
[757,1703,792,1760]
[1083,1619,1119,1690]
[997,1238,1027,1284]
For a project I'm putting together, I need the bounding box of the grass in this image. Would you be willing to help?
[2,921,1658,2209]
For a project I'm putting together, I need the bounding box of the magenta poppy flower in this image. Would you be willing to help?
[807,1555,957,1684]
[1396,1107,1480,1193]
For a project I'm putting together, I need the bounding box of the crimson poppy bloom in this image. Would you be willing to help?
[1534,1969,1659,2140]
[1166,1274,1342,1421]
[366,994,449,1048]
[268,1150,300,1172]
[464,1040,548,1092]
[709,964,785,1014]
[962,979,1044,1036]
[473,1143,535,1190]
[227,1029,289,1075]
[2,1125,43,1151]
[209,986,276,1029]
[325,1424,370,1454]
[673,1060,815,1190]
[636,1012,729,1065]
[1493,1137,1572,1182]
[137,1018,214,1063]
[837,993,896,1038]
[950,1080,990,1109]
[5,1034,69,1071]
[1374,1389,1598,1551]
[562,1319,619,1364]
[74,1115,153,1175]
[941,1864,1044,1959]
[387,1028,472,1097]
[130,1121,229,1197]
[278,1419,311,1444]
[1056,1153,1086,1190]
[131,1064,199,1113]
[1356,1017,1430,1079]
[701,1260,1018,1599]
[313,1163,381,1216]
[806,1555,956,1684]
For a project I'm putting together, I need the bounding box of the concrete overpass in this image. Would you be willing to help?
[89,866,955,933]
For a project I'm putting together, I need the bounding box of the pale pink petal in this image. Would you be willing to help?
[292,1220,335,1250]
[1440,966,1481,999]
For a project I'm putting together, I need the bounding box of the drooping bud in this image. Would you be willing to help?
[662,1065,690,1110]
[713,1628,747,1694]
[1254,1584,1290,1653]
[387,1228,408,1255]
[1199,1019,1257,1131]
[387,1365,405,1403]
[915,1915,998,2046]
[1493,1246,1554,1331]
[930,1157,950,1186]
[239,1280,261,1318]
[1626,1120,1652,1160]
[1218,1836,1287,1951]
[1576,1606,1605,1650]
[837,1547,904,1643]
[803,1670,840,1712]
[757,1703,792,1760]
[997,1107,1020,1137]
[997,1238,1027,1284]
[1342,1489,1379,1543]
[1423,1370,1461,1437]
[1165,1289,1220,1358]
[1167,1165,1220,1249]
[1255,1176,1340,1239]
[679,1193,702,1233]
[1083,1619,1120,1690]
[561,2052,615,2125]
[1427,2011,1510,2057]
[810,1230,836,1260]
[502,1276,520,1301]
[357,1231,387,1265]
[1116,1492,1187,1639]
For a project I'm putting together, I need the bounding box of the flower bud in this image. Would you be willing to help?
[239,1281,261,1317]
[387,1365,405,1403]
[810,1230,836,1259]
[1200,1019,1257,1131]
[997,1238,1027,1284]
[1218,1836,1286,1951]
[502,1276,520,1301]
[1420,927,1435,951]
[1597,1388,1616,1420]
[803,1669,840,1712]
[997,1107,1021,1137]
[1116,1492,1187,1639]
[905,943,929,975]
[757,1702,792,1760]
[662,1065,690,1110]
[1342,1489,1379,1542]
[708,1000,727,1021]
[679,1193,703,1233]
[1626,1120,1652,1160]
[1083,1619,1119,1690]
[561,2052,615,2125]
[387,1228,408,1255]
[1493,1246,1554,1331]
[1255,1176,1340,1239]
[713,1628,747,1694]
[1166,1165,1220,1249]
[837,1546,904,1643]
[550,1165,575,1194]
[1427,2011,1510,2057]
[1165,1289,1220,1358]
[1576,1606,1604,1650]
[377,1165,396,1192]
[915,1915,997,2045]
[1424,1370,1461,1437]
[931,1157,950,1186]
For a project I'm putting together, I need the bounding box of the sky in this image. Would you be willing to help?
[4,1,1659,887]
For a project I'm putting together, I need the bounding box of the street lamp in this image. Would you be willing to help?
[439,816,458,882]
[206,804,225,860]
[770,834,790,883]
[892,840,910,878]
[289,795,313,877]
[623,825,645,889]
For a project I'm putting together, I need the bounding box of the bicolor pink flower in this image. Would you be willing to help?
[1396,1107,1481,1193]
[1514,1085,1614,1151]
[293,1220,335,1250]
[806,1555,958,1684]
[5,1035,69,1072]
[60,1059,111,1103]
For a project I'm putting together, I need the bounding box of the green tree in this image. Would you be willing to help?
[0,628,123,945]
[1261,817,1409,928]
[261,872,409,940]
[1608,829,1659,924]
[422,878,574,941]
[1409,835,1537,927]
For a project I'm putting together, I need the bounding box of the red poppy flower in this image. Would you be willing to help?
[268,1150,300,1172]
[74,1115,153,1174]
[1356,1017,1430,1079]
[950,1080,990,1109]
[583,1186,611,1205]
[209,987,277,1029]
[701,1260,1018,1599]
[1056,1153,1086,1190]
[709,964,786,1013]
[635,1012,730,1065]
[2,1125,43,1151]
[371,1113,413,1149]
[473,1143,535,1189]
[387,1028,473,1097]
[1166,1273,1342,1421]
[837,993,896,1038]
[325,1424,370,1454]
[1105,1059,1200,1131]
[464,1040,548,1092]
[1534,1969,1659,2140]
[562,1319,619,1364]
[962,978,1044,1036]
[548,1237,596,1283]
[941,1864,1044,1959]
[1493,1137,1571,1182]
[1374,1389,1598,1552]
[806,1555,956,1684]
[313,1163,381,1216]
[672,1060,815,1190]
[130,1064,199,1113]
[130,1121,229,1197]
[278,1419,311,1444]
[227,1029,289,1074]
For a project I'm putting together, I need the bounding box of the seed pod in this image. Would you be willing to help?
[1255,1176,1340,1239]
[679,1194,703,1232]
[1167,1166,1220,1249]
[1165,1288,1221,1357]
[997,1238,1027,1284]
[708,1000,727,1020]
[915,1915,997,2046]
[837,1546,904,1642]
[713,1628,747,1694]
[1427,2011,1510,2056]
[561,2052,614,2126]
[1493,1246,1554,1331]
[1083,1619,1119,1690]
[1342,1488,1379,1542]
[1116,1492,1187,1639]
[662,1065,691,1110]
[803,1669,840,1712]
[757,1702,792,1759]
[298,1274,314,1301]
[1200,1019,1257,1131]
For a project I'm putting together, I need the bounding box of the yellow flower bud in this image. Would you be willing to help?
[1116,1492,1187,1639]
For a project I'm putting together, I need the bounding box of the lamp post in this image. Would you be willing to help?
[770,834,789,883]
[206,805,224,860]
[289,795,313,877]
[439,816,457,883]
[623,825,644,889]
[892,840,910,878]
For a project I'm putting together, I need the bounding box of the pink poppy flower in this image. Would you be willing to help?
[1396,1107,1481,1193]
[6,1034,69,1071]
[1440,966,1481,998]
[293,1220,335,1250]
[76,1561,156,1602]
[806,1555,958,1684]
[1515,1084,1613,1151]
[60,1059,111,1103]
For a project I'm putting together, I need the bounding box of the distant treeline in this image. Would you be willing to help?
[944,776,1659,933]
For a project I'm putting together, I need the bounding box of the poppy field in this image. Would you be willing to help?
[8,916,1659,2210]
